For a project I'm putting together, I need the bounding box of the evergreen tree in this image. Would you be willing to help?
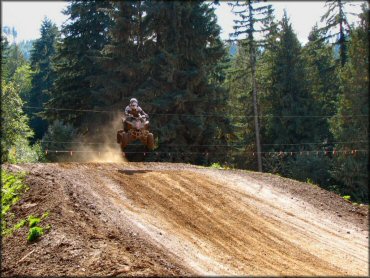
[28,17,59,141]
[1,35,44,163]
[18,40,34,61]
[99,1,142,106]
[302,24,340,143]
[319,0,352,67]
[1,36,10,80]
[330,4,368,201]
[229,0,274,171]
[45,0,113,130]
[136,1,230,164]
[264,12,322,178]
[5,43,27,81]
[224,42,255,168]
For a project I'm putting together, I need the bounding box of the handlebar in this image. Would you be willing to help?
[126,114,148,119]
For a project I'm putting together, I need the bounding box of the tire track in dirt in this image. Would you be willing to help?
[106,168,366,276]
[2,162,368,276]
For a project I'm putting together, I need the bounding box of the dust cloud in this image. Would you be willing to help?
[63,111,128,163]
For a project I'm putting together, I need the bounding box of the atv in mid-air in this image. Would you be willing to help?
[117,115,155,152]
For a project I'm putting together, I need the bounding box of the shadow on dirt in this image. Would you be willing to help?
[118,169,152,175]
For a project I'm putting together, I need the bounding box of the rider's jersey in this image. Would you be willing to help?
[124,105,149,118]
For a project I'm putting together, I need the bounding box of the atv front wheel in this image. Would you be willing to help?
[121,132,130,150]
[146,133,155,150]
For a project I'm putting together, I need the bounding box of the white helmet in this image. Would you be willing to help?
[130,98,138,104]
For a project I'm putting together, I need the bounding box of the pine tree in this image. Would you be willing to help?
[224,42,255,168]
[1,36,10,80]
[330,4,368,201]
[99,1,142,107]
[135,1,230,164]
[45,0,113,130]
[320,0,352,67]
[302,24,340,142]
[264,12,323,178]
[229,0,274,171]
[4,43,27,82]
[28,17,60,141]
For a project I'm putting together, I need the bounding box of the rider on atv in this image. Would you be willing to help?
[123,98,149,131]
[118,98,154,151]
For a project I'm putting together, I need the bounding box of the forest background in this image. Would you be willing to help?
[1,1,368,203]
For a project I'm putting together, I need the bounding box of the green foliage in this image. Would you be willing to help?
[1,170,28,235]
[223,7,368,203]
[329,6,368,202]
[319,0,352,67]
[4,43,27,81]
[342,195,351,201]
[7,139,45,163]
[260,13,329,185]
[28,17,60,141]
[27,226,44,242]
[1,80,34,162]
[41,120,77,161]
[302,24,339,141]
[26,213,50,241]
[210,162,223,169]
[28,215,41,228]
[1,34,44,164]
[41,211,49,219]
[45,0,113,130]
[14,219,27,230]
[141,2,231,163]
[17,40,34,61]
[285,155,333,186]
[265,13,320,147]
[1,35,10,80]
[12,63,34,100]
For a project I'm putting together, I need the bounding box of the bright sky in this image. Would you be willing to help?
[2,1,366,45]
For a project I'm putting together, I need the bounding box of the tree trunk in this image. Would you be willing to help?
[250,49,262,172]
[248,2,262,172]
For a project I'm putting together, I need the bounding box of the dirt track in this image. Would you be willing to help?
[2,162,369,276]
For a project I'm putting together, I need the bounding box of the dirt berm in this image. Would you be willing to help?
[2,162,368,276]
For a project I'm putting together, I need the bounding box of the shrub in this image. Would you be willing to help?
[1,170,27,220]
[343,195,351,201]
[28,215,41,228]
[42,120,77,161]
[27,226,44,242]
[7,138,45,163]
[210,162,223,169]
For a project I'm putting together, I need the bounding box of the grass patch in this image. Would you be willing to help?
[1,170,28,236]
[27,226,44,242]
[14,219,27,230]
[26,213,50,241]
[28,215,41,228]
[210,162,233,170]
[210,162,223,169]
[342,195,351,201]
[1,169,51,241]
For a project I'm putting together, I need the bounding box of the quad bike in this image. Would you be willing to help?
[117,115,155,151]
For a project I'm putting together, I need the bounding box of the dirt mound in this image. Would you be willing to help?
[2,162,368,276]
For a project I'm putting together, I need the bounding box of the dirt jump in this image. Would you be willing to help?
[2,162,368,276]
